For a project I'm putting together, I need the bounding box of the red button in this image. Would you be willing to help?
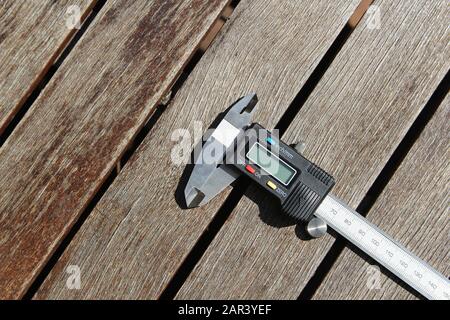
[245,165,256,174]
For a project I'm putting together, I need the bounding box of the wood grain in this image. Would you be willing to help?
[0,0,96,134]
[0,0,230,299]
[176,0,450,299]
[313,93,449,299]
[35,0,361,299]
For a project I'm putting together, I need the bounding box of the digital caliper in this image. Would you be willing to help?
[183,94,449,300]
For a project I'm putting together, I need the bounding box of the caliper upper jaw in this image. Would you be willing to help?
[184,94,258,208]
[223,93,258,129]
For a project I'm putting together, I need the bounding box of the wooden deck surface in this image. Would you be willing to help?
[0,0,96,134]
[0,0,448,300]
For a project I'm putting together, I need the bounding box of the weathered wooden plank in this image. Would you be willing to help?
[175,0,450,299]
[0,0,230,299]
[313,94,449,299]
[0,0,96,134]
[35,0,361,299]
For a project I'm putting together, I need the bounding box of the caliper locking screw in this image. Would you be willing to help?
[306,217,328,238]
[294,141,306,154]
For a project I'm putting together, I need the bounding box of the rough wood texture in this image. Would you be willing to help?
[0,0,96,134]
[35,0,361,299]
[176,0,449,299]
[313,94,449,299]
[0,0,229,299]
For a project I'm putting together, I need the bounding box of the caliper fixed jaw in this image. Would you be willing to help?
[184,94,258,208]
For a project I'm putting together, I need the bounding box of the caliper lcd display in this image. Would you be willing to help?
[247,142,296,185]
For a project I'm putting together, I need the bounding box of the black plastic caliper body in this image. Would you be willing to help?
[230,123,335,223]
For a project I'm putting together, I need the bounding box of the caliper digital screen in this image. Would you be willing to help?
[246,142,296,185]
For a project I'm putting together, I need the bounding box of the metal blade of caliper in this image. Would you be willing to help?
[184,93,258,208]
[315,194,450,300]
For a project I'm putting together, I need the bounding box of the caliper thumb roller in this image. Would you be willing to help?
[183,94,450,300]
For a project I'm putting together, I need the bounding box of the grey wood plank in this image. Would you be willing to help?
[0,0,229,299]
[0,0,96,134]
[35,0,361,299]
[313,93,449,299]
[176,0,450,299]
